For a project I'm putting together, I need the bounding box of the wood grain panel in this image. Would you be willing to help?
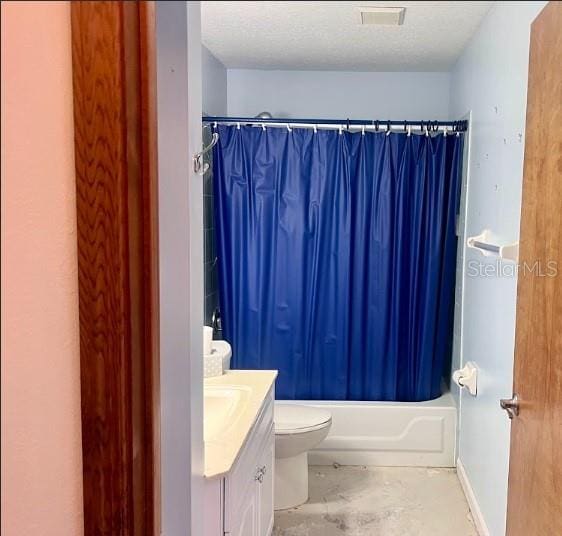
[506,2,562,534]
[71,2,158,534]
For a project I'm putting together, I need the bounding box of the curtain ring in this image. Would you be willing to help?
[236,122,240,130]
[346,118,350,131]
[407,125,412,137]
[313,124,318,134]
[375,120,379,132]
[386,121,392,136]
[261,123,266,131]
[286,123,292,132]
[403,120,407,132]
[361,125,365,136]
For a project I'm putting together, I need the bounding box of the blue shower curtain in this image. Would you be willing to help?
[213,125,463,401]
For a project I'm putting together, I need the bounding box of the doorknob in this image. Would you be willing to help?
[500,394,520,419]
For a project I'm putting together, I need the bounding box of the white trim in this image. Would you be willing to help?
[457,459,490,536]
[455,109,472,459]
[157,2,204,534]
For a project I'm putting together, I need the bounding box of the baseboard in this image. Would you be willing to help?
[456,459,490,536]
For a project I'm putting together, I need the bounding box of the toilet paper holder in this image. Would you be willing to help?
[453,362,478,396]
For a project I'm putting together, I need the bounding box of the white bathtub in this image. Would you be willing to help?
[281,392,456,467]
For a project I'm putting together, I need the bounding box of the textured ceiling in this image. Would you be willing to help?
[202,1,494,71]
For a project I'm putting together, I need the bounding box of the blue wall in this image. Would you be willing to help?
[449,2,546,534]
[202,45,226,116]
[227,69,451,120]
[202,46,226,326]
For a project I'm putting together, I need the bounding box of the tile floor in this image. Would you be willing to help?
[273,465,477,536]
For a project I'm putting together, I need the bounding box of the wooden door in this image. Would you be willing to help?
[505,2,562,535]
[71,2,159,534]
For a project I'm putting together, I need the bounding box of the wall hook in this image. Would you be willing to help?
[193,132,219,175]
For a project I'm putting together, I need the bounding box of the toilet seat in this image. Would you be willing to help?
[274,404,332,435]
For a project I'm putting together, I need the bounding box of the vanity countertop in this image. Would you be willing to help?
[204,370,277,479]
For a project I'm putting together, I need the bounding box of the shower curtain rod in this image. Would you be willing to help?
[202,115,468,132]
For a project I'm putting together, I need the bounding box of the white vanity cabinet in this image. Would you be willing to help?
[205,387,275,536]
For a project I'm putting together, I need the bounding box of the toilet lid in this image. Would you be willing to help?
[274,404,332,435]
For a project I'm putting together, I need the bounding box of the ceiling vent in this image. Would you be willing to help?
[359,7,406,26]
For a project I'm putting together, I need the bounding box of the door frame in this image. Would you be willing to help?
[71,2,205,534]
[155,2,205,535]
[71,2,160,534]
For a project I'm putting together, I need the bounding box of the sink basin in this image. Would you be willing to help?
[204,385,251,442]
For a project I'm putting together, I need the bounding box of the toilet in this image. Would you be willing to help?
[274,403,332,510]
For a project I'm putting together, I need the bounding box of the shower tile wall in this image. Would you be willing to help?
[203,126,220,328]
